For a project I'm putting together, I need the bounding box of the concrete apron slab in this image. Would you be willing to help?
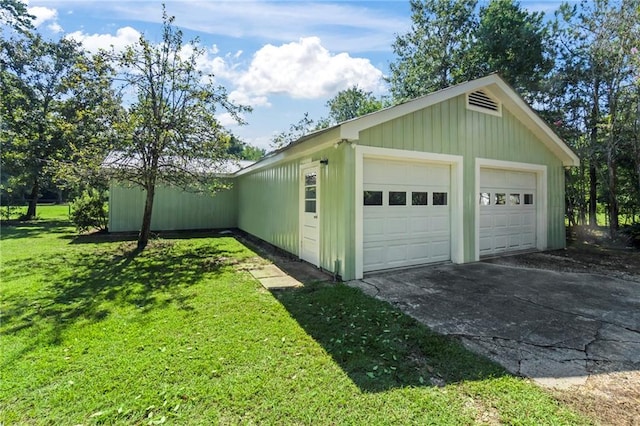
[348,262,640,389]
[249,264,303,290]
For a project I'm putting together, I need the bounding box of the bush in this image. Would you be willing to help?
[620,223,640,248]
[70,189,108,233]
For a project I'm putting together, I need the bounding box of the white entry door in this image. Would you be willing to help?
[479,168,537,255]
[300,164,320,266]
[363,158,451,272]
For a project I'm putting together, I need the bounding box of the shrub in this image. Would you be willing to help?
[620,223,640,248]
[70,189,108,233]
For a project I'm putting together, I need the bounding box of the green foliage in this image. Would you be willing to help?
[621,223,640,248]
[0,0,34,34]
[226,134,265,161]
[270,112,316,149]
[69,189,108,233]
[92,7,249,249]
[388,0,478,100]
[0,32,117,219]
[474,0,553,97]
[552,0,640,232]
[240,144,266,161]
[388,0,554,101]
[0,217,587,424]
[325,86,384,124]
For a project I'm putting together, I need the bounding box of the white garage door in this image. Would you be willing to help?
[479,168,536,256]
[363,158,451,272]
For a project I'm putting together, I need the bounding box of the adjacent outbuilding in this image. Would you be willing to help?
[110,74,579,280]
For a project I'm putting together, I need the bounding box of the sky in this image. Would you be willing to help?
[22,0,565,151]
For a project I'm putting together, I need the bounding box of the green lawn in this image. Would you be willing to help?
[1,206,589,424]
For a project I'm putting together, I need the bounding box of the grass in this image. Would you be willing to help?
[1,206,589,424]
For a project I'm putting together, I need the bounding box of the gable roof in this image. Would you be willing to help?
[237,74,579,175]
[340,74,579,167]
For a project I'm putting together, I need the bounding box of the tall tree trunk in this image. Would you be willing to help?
[26,178,39,219]
[588,82,600,227]
[138,181,156,250]
[589,162,598,227]
[636,89,640,215]
[607,145,619,235]
[579,161,586,225]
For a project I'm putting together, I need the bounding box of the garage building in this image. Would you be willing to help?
[110,74,579,280]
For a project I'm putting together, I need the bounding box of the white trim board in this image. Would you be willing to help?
[354,146,464,280]
[474,158,548,261]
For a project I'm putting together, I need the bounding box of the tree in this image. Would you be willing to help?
[225,135,265,161]
[388,0,477,101]
[325,86,384,124]
[388,0,555,103]
[473,0,554,98]
[553,0,640,234]
[270,112,315,150]
[100,9,249,249]
[0,0,34,35]
[0,35,112,218]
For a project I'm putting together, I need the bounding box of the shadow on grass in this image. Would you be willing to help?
[2,230,246,365]
[0,220,73,240]
[274,282,508,393]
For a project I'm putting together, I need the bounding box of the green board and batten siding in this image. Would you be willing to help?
[357,94,566,265]
[236,128,356,278]
[109,181,237,232]
[237,161,299,254]
[109,77,573,281]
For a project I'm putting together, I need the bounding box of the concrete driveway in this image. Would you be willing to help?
[349,262,640,388]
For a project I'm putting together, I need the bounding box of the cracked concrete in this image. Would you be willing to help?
[348,262,640,389]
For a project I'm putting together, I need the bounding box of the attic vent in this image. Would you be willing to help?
[466,90,502,117]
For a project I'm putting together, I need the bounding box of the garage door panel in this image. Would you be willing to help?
[494,214,508,227]
[387,217,408,234]
[409,217,429,233]
[431,240,450,260]
[429,216,449,232]
[364,217,385,237]
[480,168,537,256]
[408,242,429,261]
[363,159,451,272]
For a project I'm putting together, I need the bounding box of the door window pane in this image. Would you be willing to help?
[389,191,407,206]
[433,192,448,206]
[305,172,317,186]
[510,194,521,205]
[480,192,490,205]
[494,193,506,205]
[412,192,428,205]
[305,187,316,199]
[364,191,383,206]
[305,200,316,213]
[524,193,534,205]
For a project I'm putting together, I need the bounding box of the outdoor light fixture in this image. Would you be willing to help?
[320,158,329,165]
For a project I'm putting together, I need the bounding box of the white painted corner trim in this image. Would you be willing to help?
[474,158,548,261]
[354,146,464,280]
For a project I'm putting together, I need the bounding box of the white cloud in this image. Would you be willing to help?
[66,27,141,54]
[27,6,57,27]
[74,1,407,53]
[216,112,242,127]
[232,37,384,102]
[229,90,271,108]
[47,22,63,33]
